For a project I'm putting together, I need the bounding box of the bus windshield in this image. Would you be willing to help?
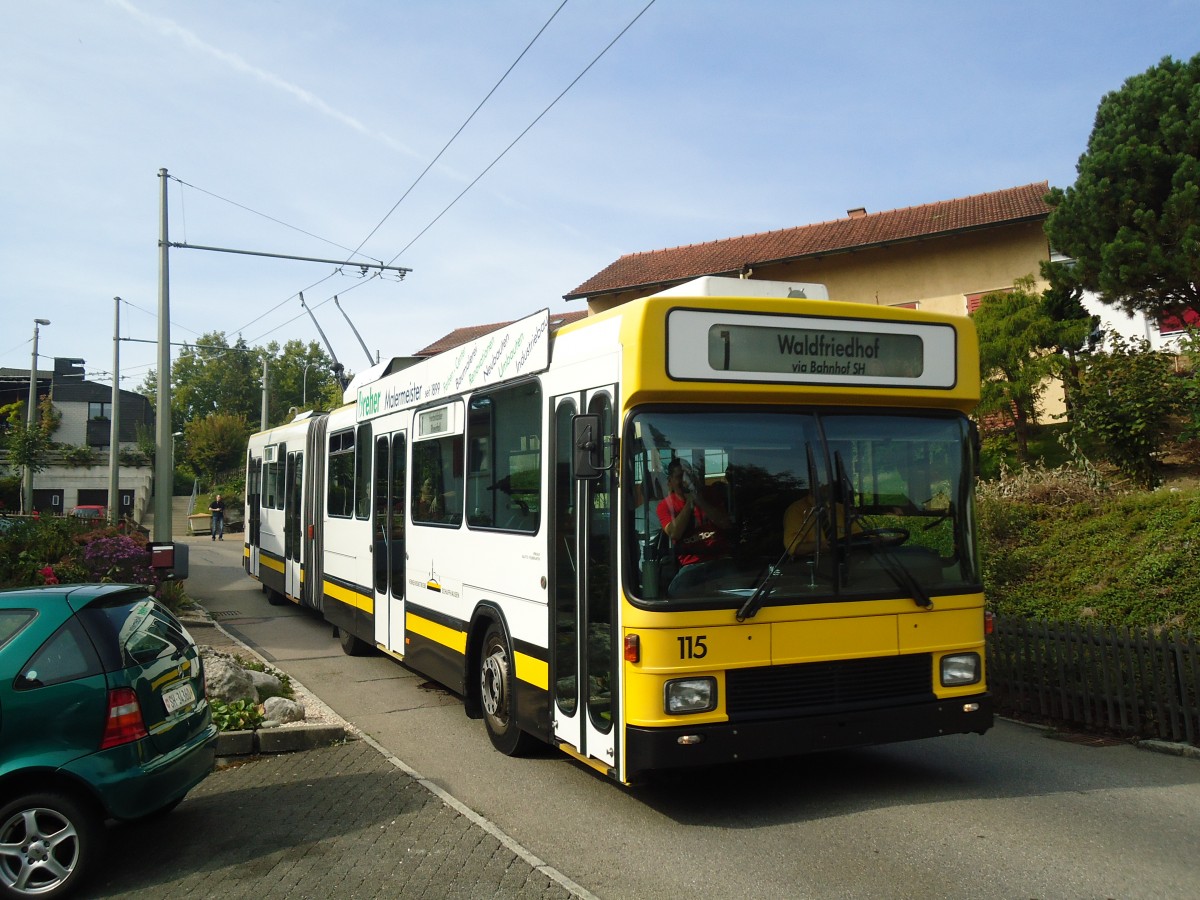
[625,408,980,610]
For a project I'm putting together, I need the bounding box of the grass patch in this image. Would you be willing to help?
[979,464,1200,629]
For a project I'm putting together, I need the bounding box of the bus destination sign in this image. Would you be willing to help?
[711,324,923,378]
[667,308,957,388]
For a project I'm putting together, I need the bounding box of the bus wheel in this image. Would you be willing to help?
[266,589,286,606]
[337,626,372,657]
[479,622,537,756]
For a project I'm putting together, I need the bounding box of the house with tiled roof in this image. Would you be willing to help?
[0,357,153,517]
[566,182,1054,319]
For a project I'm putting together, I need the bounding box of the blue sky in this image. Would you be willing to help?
[2,0,1198,393]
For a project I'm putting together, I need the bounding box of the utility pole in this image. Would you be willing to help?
[23,318,50,516]
[108,297,121,525]
[261,358,269,432]
[155,168,172,542]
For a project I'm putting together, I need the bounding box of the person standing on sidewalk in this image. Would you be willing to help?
[209,494,226,541]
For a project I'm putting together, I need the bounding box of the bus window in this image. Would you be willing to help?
[374,435,390,595]
[553,400,577,716]
[355,423,372,520]
[271,443,287,510]
[466,381,541,532]
[390,433,406,598]
[586,392,614,733]
[412,435,464,527]
[624,408,979,607]
[328,429,355,518]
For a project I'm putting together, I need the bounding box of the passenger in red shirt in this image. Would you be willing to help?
[656,458,734,596]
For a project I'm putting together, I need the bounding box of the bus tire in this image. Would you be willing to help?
[479,621,537,756]
[337,626,372,657]
[266,589,286,606]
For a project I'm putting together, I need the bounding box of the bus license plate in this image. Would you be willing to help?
[162,681,196,712]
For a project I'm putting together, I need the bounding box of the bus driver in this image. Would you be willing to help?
[656,458,734,596]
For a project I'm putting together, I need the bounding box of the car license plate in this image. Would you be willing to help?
[162,681,196,713]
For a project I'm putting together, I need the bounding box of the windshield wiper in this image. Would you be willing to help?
[736,494,823,622]
[834,452,932,610]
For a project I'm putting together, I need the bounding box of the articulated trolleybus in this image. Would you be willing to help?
[245,276,992,784]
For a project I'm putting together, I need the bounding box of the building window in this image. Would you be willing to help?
[1159,308,1199,335]
[965,287,1012,315]
[88,401,112,420]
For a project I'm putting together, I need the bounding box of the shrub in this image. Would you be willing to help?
[1067,337,1180,487]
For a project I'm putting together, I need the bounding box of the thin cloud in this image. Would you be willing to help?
[109,0,417,158]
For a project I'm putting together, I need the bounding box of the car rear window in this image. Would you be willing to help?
[0,610,35,649]
[77,590,193,670]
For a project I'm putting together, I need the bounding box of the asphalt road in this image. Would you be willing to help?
[189,537,1200,900]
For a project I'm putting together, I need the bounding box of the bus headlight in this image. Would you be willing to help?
[940,653,981,686]
[665,677,717,715]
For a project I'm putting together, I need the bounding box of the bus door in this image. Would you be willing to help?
[284,448,304,600]
[373,430,408,653]
[551,387,618,770]
[246,454,262,578]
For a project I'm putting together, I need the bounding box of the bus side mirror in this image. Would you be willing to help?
[572,414,613,480]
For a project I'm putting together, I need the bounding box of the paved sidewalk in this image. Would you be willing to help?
[83,545,596,900]
[88,739,583,899]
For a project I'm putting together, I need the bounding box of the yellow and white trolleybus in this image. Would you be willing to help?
[245,277,992,783]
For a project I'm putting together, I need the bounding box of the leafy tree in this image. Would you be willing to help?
[1175,328,1200,442]
[140,335,340,435]
[263,339,342,425]
[2,397,60,513]
[1068,336,1180,488]
[1045,53,1200,317]
[183,413,253,487]
[1039,259,1100,412]
[973,276,1060,460]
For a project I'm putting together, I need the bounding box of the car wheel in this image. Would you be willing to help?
[479,622,538,756]
[0,791,103,900]
[337,627,372,657]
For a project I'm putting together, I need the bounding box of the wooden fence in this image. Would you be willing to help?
[987,617,1200,746]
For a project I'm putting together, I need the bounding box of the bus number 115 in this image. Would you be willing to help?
[678,634,708,659]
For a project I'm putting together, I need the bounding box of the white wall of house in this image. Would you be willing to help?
[31,460,154,520]
[1081,291,1186,353]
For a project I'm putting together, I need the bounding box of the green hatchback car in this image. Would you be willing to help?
[0,584,217,898]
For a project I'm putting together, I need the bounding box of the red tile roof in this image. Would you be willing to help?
[565,182,1051,300]
[414,310,589,357]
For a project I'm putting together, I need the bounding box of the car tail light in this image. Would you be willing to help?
[984,610,994,635]
[100,687,149,749]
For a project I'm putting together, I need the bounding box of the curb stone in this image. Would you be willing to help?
[1138,739,1200,760]
[216,723,351,757]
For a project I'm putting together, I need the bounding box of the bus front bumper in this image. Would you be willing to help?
[625,693,993,780]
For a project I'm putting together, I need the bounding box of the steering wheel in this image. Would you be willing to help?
[848,527,909,549]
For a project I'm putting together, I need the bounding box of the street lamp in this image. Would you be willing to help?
[23,318,50,516]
